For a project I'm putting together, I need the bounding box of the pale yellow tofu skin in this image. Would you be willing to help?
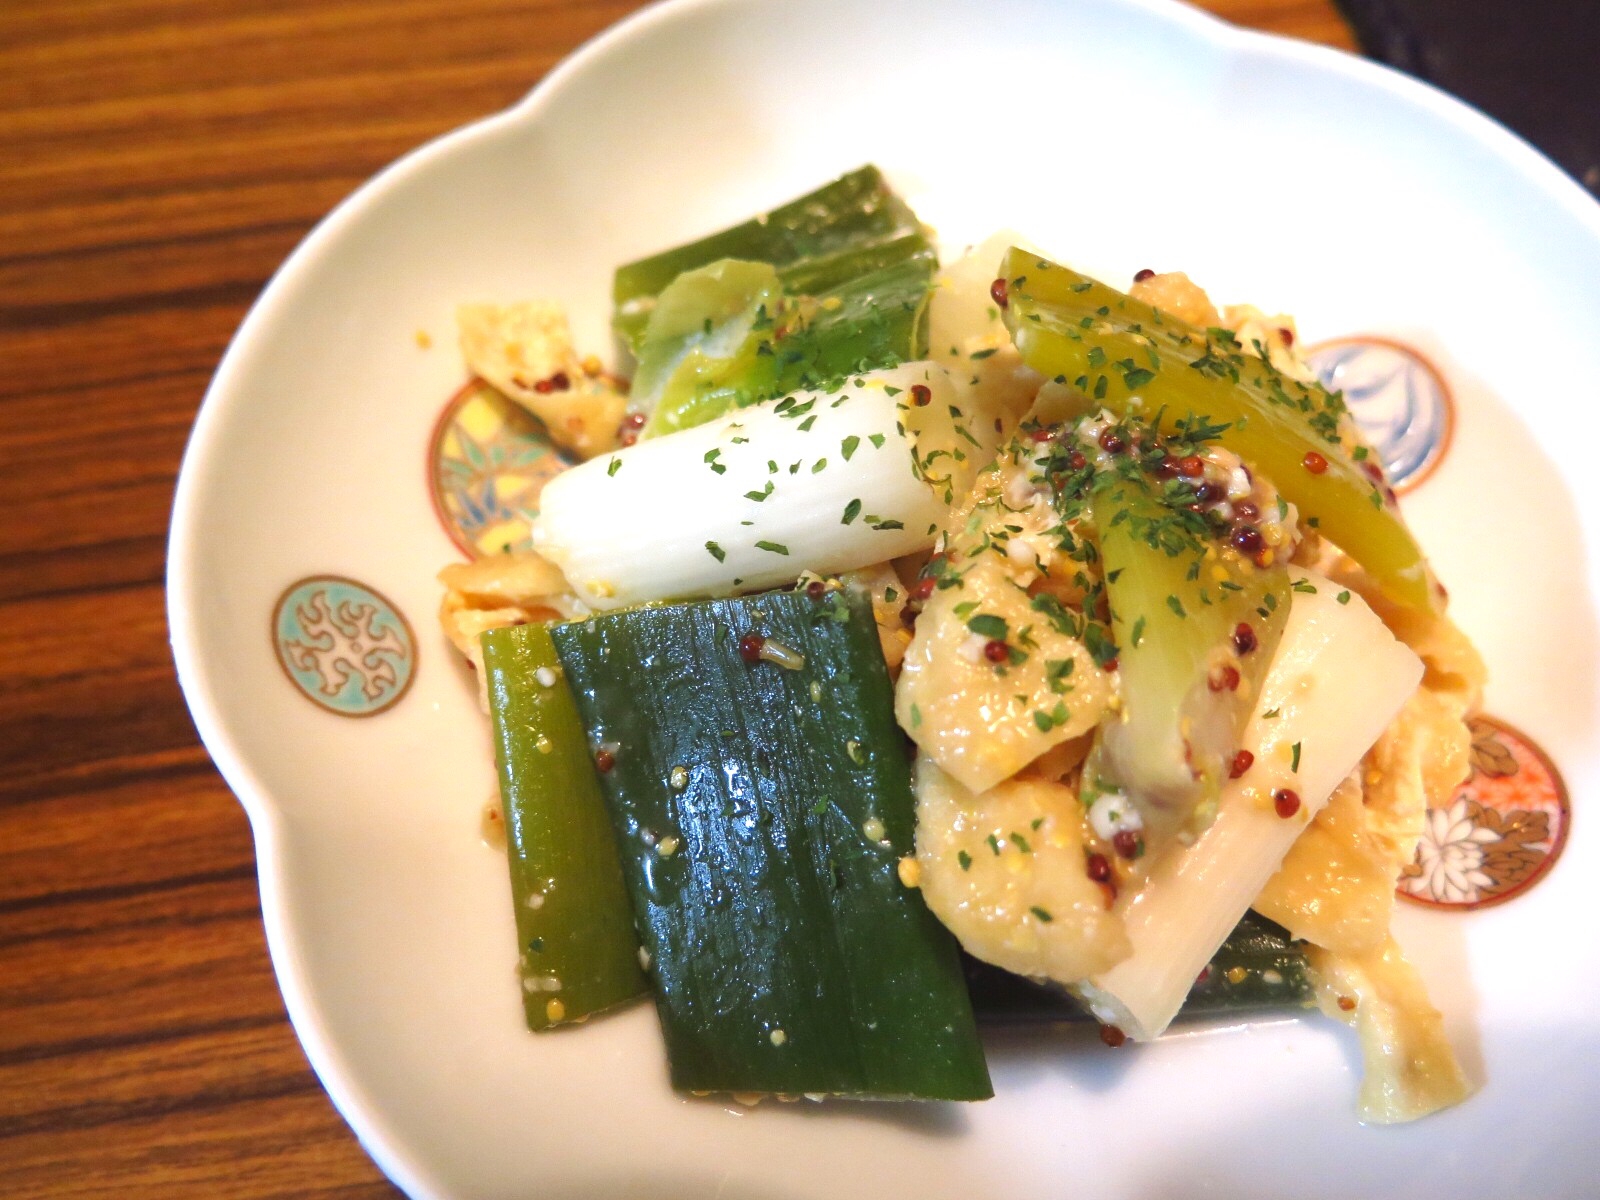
[457,302,627,459]
[1254,773,1397,956]
[1246,548,1481,1118]
[1257,676,1476,954]
[1358,599,1482,873]
[436,549,583,706]
[438,549,572,610]
[914,758,1130,985]
[1307,938,1474,1123]
[895,454,1114,793]
[839,562,913,675]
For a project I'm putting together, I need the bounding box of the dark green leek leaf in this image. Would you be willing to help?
[551,590,991,1100]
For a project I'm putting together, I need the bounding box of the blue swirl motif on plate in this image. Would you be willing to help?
[273,576,416,716]
[1306,339,1452,490]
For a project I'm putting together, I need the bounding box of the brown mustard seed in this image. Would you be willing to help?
[1086,852,1112,883]
[1231,525,1265,556]
[1208,665,1241,692]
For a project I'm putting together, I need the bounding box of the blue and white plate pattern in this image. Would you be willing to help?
[1307,337,1453,490]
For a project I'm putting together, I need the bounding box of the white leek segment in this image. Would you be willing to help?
[531,362,1031,610]
[927,231,1046,404]
[1073,571,1424,1040]
[928,231,1030,358]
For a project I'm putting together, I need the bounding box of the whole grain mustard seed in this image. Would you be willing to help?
[862,817,886,843]
[656,836,681,857]
[897,856,922,888]
[758,638,806,670]
[545,998,566,1022]
[669,765,690,791]
[769,1029,788,1046]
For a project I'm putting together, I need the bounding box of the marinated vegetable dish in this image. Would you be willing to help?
[438,167,1483,1121]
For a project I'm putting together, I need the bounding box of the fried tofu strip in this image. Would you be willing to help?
[457,302,627,458]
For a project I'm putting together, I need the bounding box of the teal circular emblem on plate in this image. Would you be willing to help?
[273,576,416,716]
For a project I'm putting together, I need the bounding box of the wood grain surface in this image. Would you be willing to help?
[0,1,1352,1195]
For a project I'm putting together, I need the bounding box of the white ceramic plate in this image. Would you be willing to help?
[169,0,1600,1195]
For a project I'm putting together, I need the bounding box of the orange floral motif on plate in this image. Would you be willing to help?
[1399,716,1569,910]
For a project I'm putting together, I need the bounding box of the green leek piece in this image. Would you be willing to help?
[965,911,1312,1023]
[550,589,992,1100]
[1090,465,1289,839]
[636,249,936,437]
[632,259,785,437]
[1000,248,1438,613]
[613,165,934,350]
[776,249,934,390]
[482,624,648,1030]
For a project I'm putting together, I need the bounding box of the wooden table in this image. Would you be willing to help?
[0,1,1353,1194]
